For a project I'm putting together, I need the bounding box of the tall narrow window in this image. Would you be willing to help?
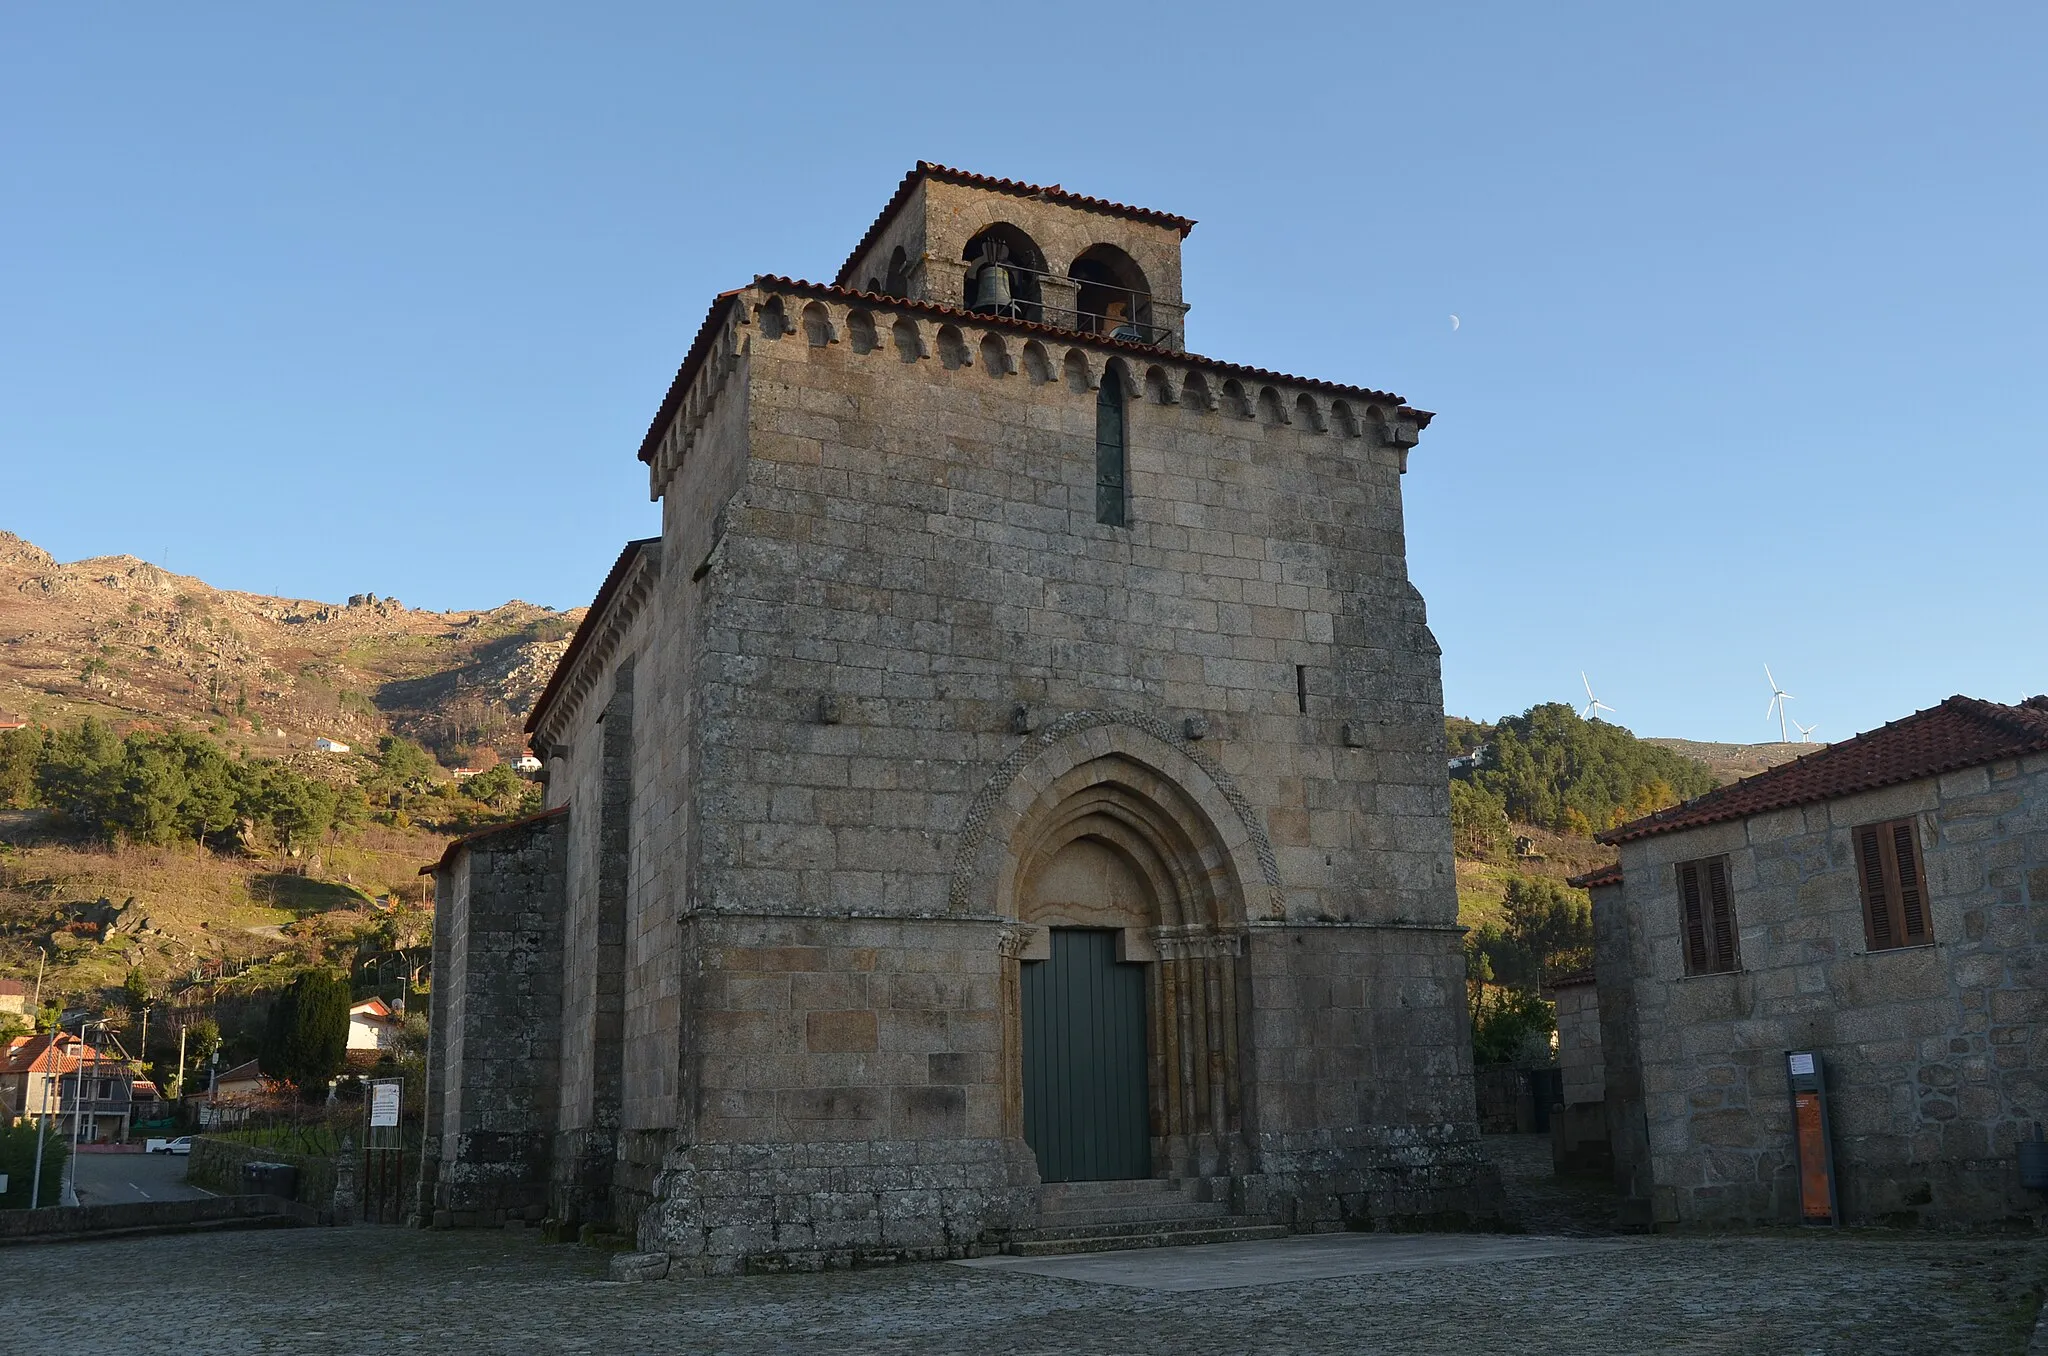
[1295,665,1308,714]
[1096,366,1127,526]
[1676,855,1738,975]
[1853,817,1932,950]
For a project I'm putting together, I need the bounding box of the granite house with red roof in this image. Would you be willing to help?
[422,165,1493,1269]
[1583,696,2048,1228]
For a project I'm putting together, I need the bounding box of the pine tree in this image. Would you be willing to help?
[260,969,351,1096]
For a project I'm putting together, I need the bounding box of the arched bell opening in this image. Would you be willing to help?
[962,224,1046,323]
[1003,756,1253,1183]
[1069,244,1153,343]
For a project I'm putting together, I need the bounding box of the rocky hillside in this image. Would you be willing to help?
[1641,737,1817,785]
[0,530,582,766]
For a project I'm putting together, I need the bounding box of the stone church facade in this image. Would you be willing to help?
[422,164,1497,1271]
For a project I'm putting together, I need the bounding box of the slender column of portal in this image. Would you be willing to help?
[1204,954,1228,1151]
[1146,955,1168,1150]
[1218,949,1243,1147]
[1147,933,1249,1177]
[1158,956,1184,1152]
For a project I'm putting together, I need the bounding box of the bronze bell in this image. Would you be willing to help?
[972,260,1013,312]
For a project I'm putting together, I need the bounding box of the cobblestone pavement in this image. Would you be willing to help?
[1482,1132,1630,1235]
[2,1224,2041,1355]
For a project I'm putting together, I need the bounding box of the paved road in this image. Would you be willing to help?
[0,1225,2039,1354]
[68,1149,213,1206]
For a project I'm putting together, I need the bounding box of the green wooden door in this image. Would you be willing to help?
[1021,929,1151,1182]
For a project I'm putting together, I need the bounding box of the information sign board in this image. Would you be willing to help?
[369,1081,401,1128]
[1785,1049,1838,1226]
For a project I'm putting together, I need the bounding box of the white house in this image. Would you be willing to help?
[314,737,352,753]
[512,755,543,773]
[347,997,402,1053]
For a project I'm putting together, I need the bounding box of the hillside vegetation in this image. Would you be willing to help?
[0,528,582,1100]
[0,716,541,1034]
[1448,702,1816,1062]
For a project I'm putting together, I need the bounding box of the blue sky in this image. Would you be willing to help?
[4,4,2042,743]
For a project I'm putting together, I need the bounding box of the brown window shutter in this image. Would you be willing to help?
[1890,819,1930,942]
[1855,824,1893,949]
[1678,860,1709,974]
[1704,857,1737,971]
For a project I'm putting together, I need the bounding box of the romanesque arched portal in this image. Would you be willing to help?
[961,718,1264,1183]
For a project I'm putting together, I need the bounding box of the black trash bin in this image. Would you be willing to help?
[1523,1068,1563,1134]
[241,1160,299,1199]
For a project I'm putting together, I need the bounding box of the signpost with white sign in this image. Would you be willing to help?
[363,1077,406,1224]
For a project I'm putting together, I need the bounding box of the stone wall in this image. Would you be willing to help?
[1604,757,2048,1227]
[422,811,568,1227]
[1553,976,1604,1108]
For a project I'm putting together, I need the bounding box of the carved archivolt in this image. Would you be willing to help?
[949,709,1282,919]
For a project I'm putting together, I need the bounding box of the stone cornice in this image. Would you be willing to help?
[528,542,663,749]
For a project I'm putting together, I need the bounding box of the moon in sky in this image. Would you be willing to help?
[1449,314,1460,331]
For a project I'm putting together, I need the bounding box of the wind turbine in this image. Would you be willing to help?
[1580,673,1615,721]
[1793,718,1819,743]
[1764,664,1794,743]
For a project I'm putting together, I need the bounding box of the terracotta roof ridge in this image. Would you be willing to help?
[1949,693,2048,741]
[525,537,662,734]
[1600,693,2048,845]
[636,291,744,465]
[1567,861,1623,889]
[834,162,1196,287]
[751,276,1413,409]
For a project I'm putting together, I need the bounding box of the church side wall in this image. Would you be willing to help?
[1611,758,2048,1228]
[426,814,569,1227]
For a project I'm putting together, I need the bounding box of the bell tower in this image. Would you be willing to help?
[835,162,1194,351]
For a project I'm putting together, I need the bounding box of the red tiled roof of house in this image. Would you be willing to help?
[212,1059,265,1086]
[0,1033,116,1076]
[1567,861,1624,889]
[1601,695,2048,845]
[636,279,1423,467]
[834,162,1196,288]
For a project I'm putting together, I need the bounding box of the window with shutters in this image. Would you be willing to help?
[1095,366,1127,526]
[1852,816,1933,951]
[1675,855,1739,975]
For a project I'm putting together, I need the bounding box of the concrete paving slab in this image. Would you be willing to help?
[954,1230,1633,1292]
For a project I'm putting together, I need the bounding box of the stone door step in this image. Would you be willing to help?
[1004,1221,1289,1257]
[1037,1200,1231,1227]
[1038,1178,1192,1205]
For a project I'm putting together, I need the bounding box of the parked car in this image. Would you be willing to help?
[148,1136,193,1155]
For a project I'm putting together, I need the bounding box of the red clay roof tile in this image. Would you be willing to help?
[1568,861,1624,889]
[524,537,660,735]
[1600,695,2048,845]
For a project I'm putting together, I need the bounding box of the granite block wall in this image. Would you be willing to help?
[424,812,568,1226]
